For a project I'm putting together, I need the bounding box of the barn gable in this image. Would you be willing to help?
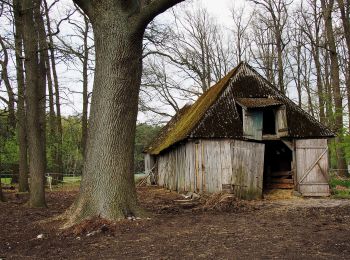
[146,62,334,155]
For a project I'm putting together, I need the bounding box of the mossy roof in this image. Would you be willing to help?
[145,65,239,155]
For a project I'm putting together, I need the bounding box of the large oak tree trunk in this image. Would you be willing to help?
[64,0,184,227]
[65,16,143,226]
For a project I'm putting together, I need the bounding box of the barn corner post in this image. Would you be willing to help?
[64,0,184,227]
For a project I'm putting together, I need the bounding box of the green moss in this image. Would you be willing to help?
[148,66,239,155]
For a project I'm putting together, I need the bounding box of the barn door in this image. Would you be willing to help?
[243,109,263,140]
[230,140,265,199]
[296,139,330,196]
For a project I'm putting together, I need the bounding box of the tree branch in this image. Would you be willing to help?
[72,0,91,16]
[133,0,185,31]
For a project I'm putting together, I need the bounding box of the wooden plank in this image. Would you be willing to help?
[230,140,264,199]
[296,139,330,197]
[271,179,294,184]
[298,148,328,184]
[220,141,232,187]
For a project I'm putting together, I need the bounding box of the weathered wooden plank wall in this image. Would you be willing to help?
[230,140,264,199]
[144,154,155,174]
[296,139,330,196]
[155,139,264,199]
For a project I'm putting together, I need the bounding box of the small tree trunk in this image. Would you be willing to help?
[22,0,47,207]
[43,0,63,177]
[276,33,284,93]
[65,15,144,225]
[81,14,90,157]
[13,0,29,192]
[0,181,4,202]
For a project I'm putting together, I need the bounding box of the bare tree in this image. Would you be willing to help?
[146,4,233,93]
[0,36,16,130]
[57,4,94,157]
[230,5,253,64]
[250,0,292,93]
[321,0,348,176]
[249,14,276,85]
[43,0,64,174]
[336,0,350,129]
[298,0,327,124]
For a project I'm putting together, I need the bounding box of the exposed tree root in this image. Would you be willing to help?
[60,198,149,230]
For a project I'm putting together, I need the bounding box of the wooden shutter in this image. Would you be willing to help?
[243,109,263,140]
[276,105,288,136]
[296,139,330,196]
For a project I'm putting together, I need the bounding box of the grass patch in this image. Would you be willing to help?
[329,178,350,189]
[63,176,81,183]
[0,178,12,185]
[332,190,350,199]
[330,176,350,199]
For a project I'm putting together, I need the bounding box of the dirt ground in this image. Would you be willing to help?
[1,186,350,259]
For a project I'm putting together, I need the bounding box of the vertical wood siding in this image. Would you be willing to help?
[296,139,330,196]
[156,139,264,199]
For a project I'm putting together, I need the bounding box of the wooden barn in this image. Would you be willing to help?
[144,62,334,199]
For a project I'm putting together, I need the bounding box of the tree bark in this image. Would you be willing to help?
[81,14,90,157]
[13,0,29,192]
[22,0,47,207]
[321,0,348,176]
[65,0,183,226]
[0,181,4,202]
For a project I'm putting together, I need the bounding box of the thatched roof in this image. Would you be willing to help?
[146,62,334,155]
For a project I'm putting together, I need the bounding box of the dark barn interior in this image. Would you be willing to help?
[263,141,293,190]
[262,109,276,135]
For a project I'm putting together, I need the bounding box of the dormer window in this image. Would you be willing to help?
[236,98,288,140]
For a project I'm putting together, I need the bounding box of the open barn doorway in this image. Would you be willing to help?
[263,141,294,190]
